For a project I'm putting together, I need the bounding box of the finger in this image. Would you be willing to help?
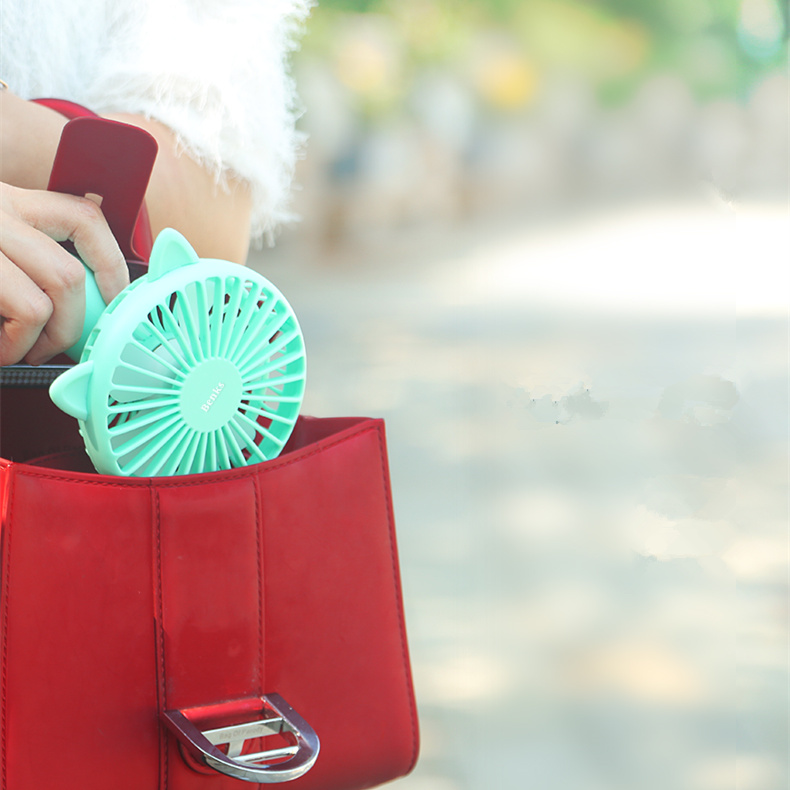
[0,211,86,362]
[71,197,130,302]
[11,187,129,303]
[0,251,54,366]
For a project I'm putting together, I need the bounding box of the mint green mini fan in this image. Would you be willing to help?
[50,229,306,477]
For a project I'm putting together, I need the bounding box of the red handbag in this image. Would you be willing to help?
[0,403,419,789]
[0,108,418,789]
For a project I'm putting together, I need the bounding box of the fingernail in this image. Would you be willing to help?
[25,351,48,367]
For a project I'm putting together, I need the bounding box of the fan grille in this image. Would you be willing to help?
[101,274,305,476]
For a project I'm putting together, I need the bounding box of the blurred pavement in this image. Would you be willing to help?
[250,196,788,790]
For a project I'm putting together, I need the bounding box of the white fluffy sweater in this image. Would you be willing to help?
[1,0,312,242]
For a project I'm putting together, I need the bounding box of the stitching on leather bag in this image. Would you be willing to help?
[253,475,265,694]
[12,422,379,488]
[152,487,169,788]
[375,426,420,773]
[159,424,381,486]
[0,473,15,787]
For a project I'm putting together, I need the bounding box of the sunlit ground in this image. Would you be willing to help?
[429,201,788,316]
[251,195,788,790]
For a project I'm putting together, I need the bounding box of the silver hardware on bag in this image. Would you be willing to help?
[163,694,320,783]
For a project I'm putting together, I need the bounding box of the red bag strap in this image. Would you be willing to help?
[33,98,103,121]
[33,98,157,263]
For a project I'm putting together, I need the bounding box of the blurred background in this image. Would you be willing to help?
[250,1,788,788]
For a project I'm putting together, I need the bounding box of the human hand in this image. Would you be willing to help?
[0,182,129,366]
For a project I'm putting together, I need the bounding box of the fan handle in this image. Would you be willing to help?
[64,229,202,361]
[63,266,106,361]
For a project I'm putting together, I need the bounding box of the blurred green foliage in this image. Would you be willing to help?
[304,0,787,113]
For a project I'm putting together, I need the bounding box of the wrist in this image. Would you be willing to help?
[0,91,68,189]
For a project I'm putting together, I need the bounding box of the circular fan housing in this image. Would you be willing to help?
[50,229,306,477]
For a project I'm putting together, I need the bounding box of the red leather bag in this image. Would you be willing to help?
[0,106,418,789]
[0,398,419,789]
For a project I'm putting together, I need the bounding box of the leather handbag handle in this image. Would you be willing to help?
[47,115,158,263]
[34,97,157,263]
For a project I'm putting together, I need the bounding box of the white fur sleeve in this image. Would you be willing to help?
[84,0,313,242]
[2,0,312,241]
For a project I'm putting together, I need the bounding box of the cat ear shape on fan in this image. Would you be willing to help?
[148,228,200,280]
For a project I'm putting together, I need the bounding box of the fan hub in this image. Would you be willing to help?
[179,358,243,432]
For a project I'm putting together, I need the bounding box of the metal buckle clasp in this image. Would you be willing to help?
[163,694,320,783]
